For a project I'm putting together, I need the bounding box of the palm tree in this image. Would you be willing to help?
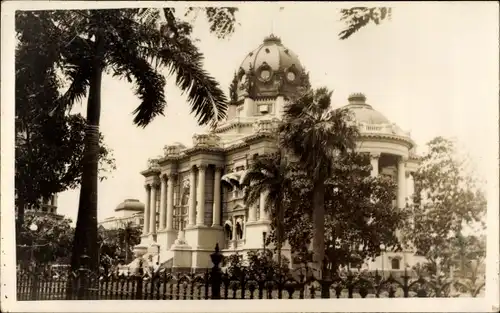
[279,88,359,276]
[36,9,232,271]
[241,152,294,270]
[117,221,142,264]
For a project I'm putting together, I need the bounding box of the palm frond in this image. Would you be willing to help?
[104,9,228,127]
[111,51,166,127]
[279,88,359,180]
[157,34,228,126]
[58,34,95,109]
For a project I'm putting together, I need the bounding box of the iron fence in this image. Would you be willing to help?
[17,244,465,300]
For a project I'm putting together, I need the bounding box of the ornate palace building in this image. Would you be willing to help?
[133,35,423,271]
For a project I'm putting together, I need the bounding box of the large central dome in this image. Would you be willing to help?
[229,35,310,102]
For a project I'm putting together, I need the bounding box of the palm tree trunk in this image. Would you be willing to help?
[276,150,287,272]
[311,181,325,278]
[70,30,105,272]
[277,201,283,271]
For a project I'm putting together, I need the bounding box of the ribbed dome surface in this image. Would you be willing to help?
[231,34,310,101]
[115,199,145,212]
[239,35,303,77]
[343,93,391,125]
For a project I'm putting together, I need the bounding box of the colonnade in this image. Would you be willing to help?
[369,153,415,208]
[142,165,224,236]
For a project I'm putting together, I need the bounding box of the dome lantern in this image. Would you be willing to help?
[348,93,368,106]
[343,93,390,125]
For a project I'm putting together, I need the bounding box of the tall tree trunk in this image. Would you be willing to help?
[311,181,325,278]
[16,200,26,234]
[277,150,286,273]
[70,31,105,272]
[277,201,283,272]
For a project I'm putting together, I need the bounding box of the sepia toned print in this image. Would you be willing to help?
[3,1,498,312]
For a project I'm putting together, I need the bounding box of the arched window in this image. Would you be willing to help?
[391,258,400,270]
[175,179,190,230]
[235,217,244,240]
[224,223,232,240]
[180,182,190,206]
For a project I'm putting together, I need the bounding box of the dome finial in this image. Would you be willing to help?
[264,34,281,44]
[348,93,367,105]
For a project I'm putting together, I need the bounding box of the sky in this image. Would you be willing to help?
[52,2,499,223]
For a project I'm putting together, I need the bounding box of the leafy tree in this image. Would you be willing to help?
[223,250,291,280]
[15,12,115,228]
[16,213,74,266]
[265,152,403,276]
[179,7,239,39]
[403,137,486,266]
[278,87,359,274]
[338,7,392,40]
[15,8,237,271]
[97,222,142,271]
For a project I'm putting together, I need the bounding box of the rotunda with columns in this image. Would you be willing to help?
[133,35,423,271]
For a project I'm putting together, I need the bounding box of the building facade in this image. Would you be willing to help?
[98,199,145,230]
[23,194,62,218]
[133,35,424,271]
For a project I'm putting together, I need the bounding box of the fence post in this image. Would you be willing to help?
[30,267,40,300]
[402,268,410,298]
[320,260,332,298]
[135,259,144,299]
[77,254,90,300]
[210,243,223,299]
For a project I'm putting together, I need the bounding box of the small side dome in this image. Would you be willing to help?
[343,93,390,125]
[115,199,145,212]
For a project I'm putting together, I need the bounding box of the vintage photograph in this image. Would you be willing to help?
[2,1,498,311]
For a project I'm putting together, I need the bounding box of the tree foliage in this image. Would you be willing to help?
[338,7,392,40]
[15,12,115,224]
[97,223,142,272]
[223,250,291,279]
[241,151,294,268]
[16,214,74,266]
[14,8,237,271]
[403,137,486,261]
[402,137,487,296]
[183,7,239,39]
[261,152,403,273]
[278,87,359,273]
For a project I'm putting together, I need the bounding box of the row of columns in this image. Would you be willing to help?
[143,165,224,236]
[369,153,414,209]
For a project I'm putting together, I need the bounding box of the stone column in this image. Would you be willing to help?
[259,191,269,221]
[143,184,151,235]
[188,166,197,227]
[159,176,167,230]
[248,203,257,222]
[232,216,237,240]
[150,182,158,235]
[212,166,222,227]
[370,152,380,177]
[406,171,415,205]
[397,157,407,209]
[166,173,175,230]
[196,164,207,226]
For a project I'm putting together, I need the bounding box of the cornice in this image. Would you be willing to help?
[358,133,415,148]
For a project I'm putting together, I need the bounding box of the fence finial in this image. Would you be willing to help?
[211,243,223,268]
